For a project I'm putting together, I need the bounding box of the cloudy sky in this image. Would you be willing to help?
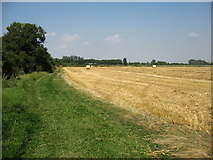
[2,2,211,63]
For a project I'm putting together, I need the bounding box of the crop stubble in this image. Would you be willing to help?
[63,66,211,134]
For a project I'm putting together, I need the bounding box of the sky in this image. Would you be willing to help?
[2,2,211,63]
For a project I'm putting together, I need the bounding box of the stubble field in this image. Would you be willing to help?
[63,66,211,134]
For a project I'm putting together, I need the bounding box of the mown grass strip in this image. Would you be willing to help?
[3,69,170,158]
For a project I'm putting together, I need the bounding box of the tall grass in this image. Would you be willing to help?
[2,69,169,158]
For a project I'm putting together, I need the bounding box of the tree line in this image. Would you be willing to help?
[55,56,211,67]
[54,56,125,66]
[129,59,211,66]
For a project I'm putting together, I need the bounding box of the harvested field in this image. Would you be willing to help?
[63,66,211,134]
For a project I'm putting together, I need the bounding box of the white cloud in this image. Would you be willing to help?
[82,41,92,46]
[46,32,56,37]
[61,34,80,42]
[187,32,199,37]
[105,34,123,43]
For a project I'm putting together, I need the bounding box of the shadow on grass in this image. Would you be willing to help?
[3,104,42,158]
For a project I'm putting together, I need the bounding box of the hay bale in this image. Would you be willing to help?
[152,65,157,68]
[86,65,91,69]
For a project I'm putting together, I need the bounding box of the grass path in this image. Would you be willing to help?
[2,69,168,158]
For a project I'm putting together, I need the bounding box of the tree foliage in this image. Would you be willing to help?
[129,59,211,66]
[123,58,127,66]
[188,59,209,65]
[54,56,123,66]
[84,59,122,65]
[151,59,156,65]
[62,56,84,64]
[2,22,55,78]
[156,61,168,65]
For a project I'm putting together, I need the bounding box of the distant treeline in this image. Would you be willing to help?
[188,59,211,65]
[129,59,212,66]
[54,56,123,66]
[54,56,212,67]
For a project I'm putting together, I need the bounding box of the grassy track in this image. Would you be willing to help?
[2,69,168,158]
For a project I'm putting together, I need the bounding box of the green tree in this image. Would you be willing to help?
[151,59,156,65]
[123,58,127,66]
[2,22,55,78]
[188,59,209,65]
[33,47,55,72]
[156,61,168,65]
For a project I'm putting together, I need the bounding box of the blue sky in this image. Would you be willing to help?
[2,2,211,63]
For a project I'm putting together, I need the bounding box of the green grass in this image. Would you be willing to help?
[3,69,169,158]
